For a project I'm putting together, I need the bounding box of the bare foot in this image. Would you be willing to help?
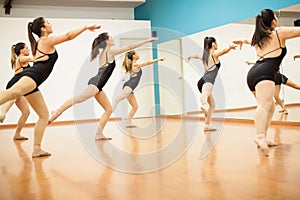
[48,110,61,124]
[95,133,112,141]
[0,114,6,123]
[32,150,51,158]
[13,135,28,140]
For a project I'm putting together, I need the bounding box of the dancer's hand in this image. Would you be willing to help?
[232,40,243,50]
[158,58,166,61]
[86,25,101,32]
[147,38,158,43]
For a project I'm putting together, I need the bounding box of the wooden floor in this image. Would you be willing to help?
[0,116,300,199]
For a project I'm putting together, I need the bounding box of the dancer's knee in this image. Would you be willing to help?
[104,106,113,115]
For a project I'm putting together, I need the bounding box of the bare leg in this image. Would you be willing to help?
[112,86,133,111]
[285,79,300,90]
[94,91,113,140]
[200,83,213,116]
[13,97,30,140]
[0,100,16,123]
[204,95,216,131]
[49,85,99,123]
[25,91,51,158]
[0,77,36,105]
[274,85,285,111]
[126,94,138,127]
[253,80,275,156]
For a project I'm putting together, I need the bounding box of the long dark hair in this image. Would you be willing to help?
[28,17,45,55]
[122,50,135,72]
[11,42,25,68]
[202,37,216,66]
[251,9,276,48]
[90,32,109,61]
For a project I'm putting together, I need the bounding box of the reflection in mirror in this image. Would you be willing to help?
[158,4,300,124]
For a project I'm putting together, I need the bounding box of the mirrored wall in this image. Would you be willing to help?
[157,4,300,123]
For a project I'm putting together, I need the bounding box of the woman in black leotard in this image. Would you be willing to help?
[49,33,157,140]
[0,42,35,140]
[0,17,100,158]
[234,9,300,156]
[246,63,300,115]
[112,50,165,128]
[186,37,236,131]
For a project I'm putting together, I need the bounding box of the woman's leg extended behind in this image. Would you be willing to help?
[0,77,36,105]
[0,100,16,123]
[25,91,51,157]
[49,85,99,123]
[113,86,133,111]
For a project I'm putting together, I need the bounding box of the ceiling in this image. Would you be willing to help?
[2,0,145,8]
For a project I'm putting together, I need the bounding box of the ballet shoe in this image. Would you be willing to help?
[279,109,288,115]
[200,104,209,117]
[0,114,6,123]
[32,150,51,158]
[95,134,112,141]
[126,121,137,128]
[256,140,279,148]
[204,127,217,131]
[13,135,28,141]
[48,110,61,124]
[254,135,269,157]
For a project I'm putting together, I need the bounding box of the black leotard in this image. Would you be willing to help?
[247,30,287,91]
[88,52,116,91]
[197,56,221,93]
[6,64,40,96]
[275,72,288,85]
[123,68,142,92]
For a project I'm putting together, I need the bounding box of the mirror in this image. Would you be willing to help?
[157,4,300,124]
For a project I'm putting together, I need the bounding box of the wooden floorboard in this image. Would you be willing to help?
[0,116,300,199]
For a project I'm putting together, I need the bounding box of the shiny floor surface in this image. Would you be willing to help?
[0,118,300,200]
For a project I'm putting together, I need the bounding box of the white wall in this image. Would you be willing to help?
[0,17,151,123]
[0,4,134,20]
[181,23,300,112]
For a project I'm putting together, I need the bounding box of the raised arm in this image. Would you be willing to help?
[278,27,300,41]
[46,25,101,46]
[233,39,251,50]
[19,56,34,63]
[111,38,157,56]
[135,58,165,68]
[214,44,237,58]
[185,54,202,62]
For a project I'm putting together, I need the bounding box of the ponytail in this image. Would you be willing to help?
[10,42,25,69]
[90,32,109,61]
[202,37,216,66]
[122,50,135,72]
[27,17,45,55]
[251,9,275,48]
[11,45,17,69]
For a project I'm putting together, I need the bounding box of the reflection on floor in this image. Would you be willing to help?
[187,104,300,124]
[0,118,300,199]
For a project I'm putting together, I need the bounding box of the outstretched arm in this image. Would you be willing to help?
[19,56,34,63]
[111,38,158,56]
[245,60,255,65]
[46,25,101,46]
[233,39,251,50]
[214,44,237,58]
[185,54,202,62]
[135,58,165,68]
